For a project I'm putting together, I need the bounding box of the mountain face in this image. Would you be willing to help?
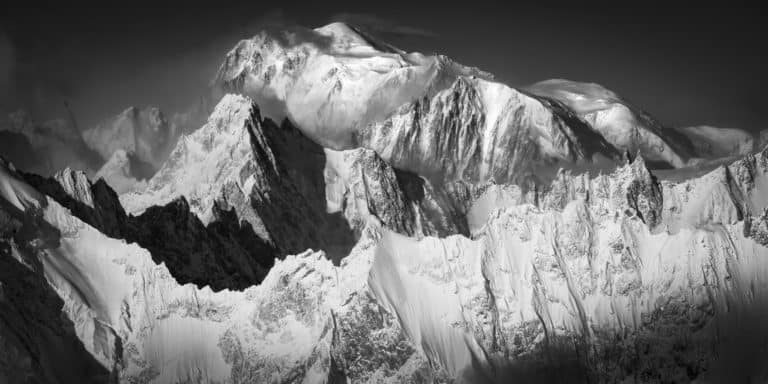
[3,21,768,384]
[216,24,736,176]
[17,166,272,291]
[356,77,620,185]
[122,94,468,262]
[3,143,768,382]
[370,149,768,383]
[215,22,492,148]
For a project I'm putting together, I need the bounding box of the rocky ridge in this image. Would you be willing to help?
[122,94,469,262]
[2,140,768,382]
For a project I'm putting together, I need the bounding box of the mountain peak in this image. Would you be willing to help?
[120,93,261,219]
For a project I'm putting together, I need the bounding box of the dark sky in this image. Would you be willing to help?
[1,1,766,132]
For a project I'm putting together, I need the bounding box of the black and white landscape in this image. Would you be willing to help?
[1,5,768,383]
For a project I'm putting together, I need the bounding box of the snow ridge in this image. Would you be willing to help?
[3,144,768,382]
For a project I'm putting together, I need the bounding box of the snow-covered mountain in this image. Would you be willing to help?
[122,94,469,261]
[82,102,211,174]
[216,24,743,175]
[0,100,209,186]
[82,106,174,168]
[356,76,620,184]
[3,140,768,382]
[3,20,768,384]
[215,22,492,148]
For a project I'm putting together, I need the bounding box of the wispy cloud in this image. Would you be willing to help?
[238,9,334,50]
[330,13,438,38]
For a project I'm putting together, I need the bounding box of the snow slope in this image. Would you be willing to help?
[527,79,696,168]
[0,158,433,383]
[368,146,768,382]
[215,22,492,148]
[216,24,745,175]
[123,94,470,260]
[4,144,768,382]
[120,95,258,223]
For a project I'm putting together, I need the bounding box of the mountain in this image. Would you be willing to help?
[0,110,103,176]
[18,164,274,291]
[356,76,620,185]
[3,140,768,382]
[0,100,210,185]
[122,94,471,261]
[1,154,434,382]
[82,106,185,171]
[80,98,213,191]
[216,24,731,175]
[3,20,768,383]
[215,22,492,149]
[370,148,768,382]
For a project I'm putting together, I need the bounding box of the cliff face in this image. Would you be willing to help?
[367,146,768,383]
[121,94,468,263]
[356,77,620,185]
[3,139,768,383]
[0,159,427,383]
[13,95,468,294]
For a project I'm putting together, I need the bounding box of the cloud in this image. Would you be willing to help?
[237,9,333,51]
[330,13,438,38]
